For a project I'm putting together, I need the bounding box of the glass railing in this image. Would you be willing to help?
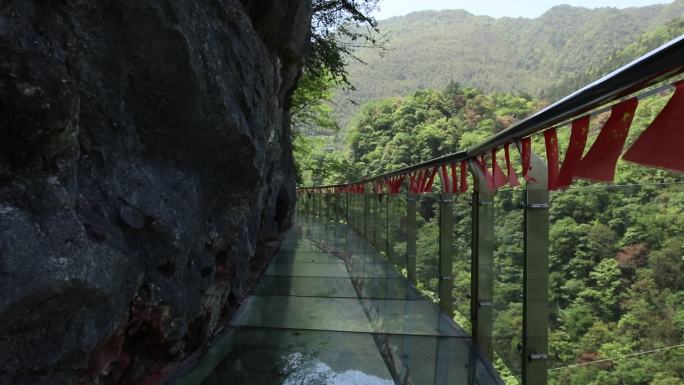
[416,193,441,302]
[493,189,525,383]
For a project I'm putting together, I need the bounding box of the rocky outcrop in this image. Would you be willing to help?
[0,1,310,384]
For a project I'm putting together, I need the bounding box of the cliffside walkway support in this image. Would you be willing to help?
[173,214,502,385]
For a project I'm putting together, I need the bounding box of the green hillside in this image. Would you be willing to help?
[544,15,684,100]
[335,0,684,122]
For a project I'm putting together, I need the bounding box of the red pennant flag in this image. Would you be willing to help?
[409,171,423,193]
[450,163,458,193]
[475,155,506,190]
[476,155,494,189]
[521,137,535,182]
[556,116,590,189]
[623,81,684,173]
[544,128,560,190]
[576,98,638,182]
[423,167,438,192]
[416,170,425,193]
[440,164,450,193]
[460,160,468,193]
[504,143,520,187]
[491,149,508,190]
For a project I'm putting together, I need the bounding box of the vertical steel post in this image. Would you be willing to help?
[469,161,494,360]
[521,150,550,385]
[406,192,418,284]
[385,193,396,263]
[439,192,454,315]
[364,191,371,243]
[345,192,350,224]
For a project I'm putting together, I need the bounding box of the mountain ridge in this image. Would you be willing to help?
[336,0,684,122]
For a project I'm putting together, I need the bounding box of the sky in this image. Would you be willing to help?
[373,0,674,20]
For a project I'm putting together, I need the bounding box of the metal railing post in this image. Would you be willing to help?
[364,192,371,243]
[406,192,418,284]
[386,194,392,262]
[439,192,454,315]
[521,150,550,385]
[469,161,494,360]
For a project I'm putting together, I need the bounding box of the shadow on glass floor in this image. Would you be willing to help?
[171,218,502,385]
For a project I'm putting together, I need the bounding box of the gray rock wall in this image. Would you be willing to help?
[0,1,310,384]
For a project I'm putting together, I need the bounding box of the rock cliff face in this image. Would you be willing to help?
[0,1,310,384]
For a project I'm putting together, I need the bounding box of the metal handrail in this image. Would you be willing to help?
[300,35,684,190]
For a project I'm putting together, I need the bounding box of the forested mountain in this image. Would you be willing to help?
[544,15,684,100]
[335,0,684,121]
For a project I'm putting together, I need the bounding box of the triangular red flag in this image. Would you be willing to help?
[450,163,458,193]
[556,116,589,189]
[475,155,506,190]
[623,81,684,173]
[504,143,520,187]
[491,149,508,190]
[440,164,450,193]
[576,98,638,182]
[423,167,438,192]
[476,155,494,190]
[544,128,560,190]
[459,160,468,193]
[520,137,535,183]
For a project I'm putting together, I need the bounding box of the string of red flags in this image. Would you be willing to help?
[373,179,385,194]
[385,175,406,194]
[303,81,684,195]
[408,167,438,193]
[623,80,684,173]
[437,160,470,193]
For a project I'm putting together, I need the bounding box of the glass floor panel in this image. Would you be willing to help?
[171,218,502,385]
[264,261,350,277]
[175,328,500,385]
[272,251,389,264]
[232,296,466,337]
[252,276,423,300]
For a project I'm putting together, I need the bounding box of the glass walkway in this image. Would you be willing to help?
[174,217,503,385]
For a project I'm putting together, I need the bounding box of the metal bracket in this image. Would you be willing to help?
[441,198,454,203]
[526,203,549,210]
[479,201,494,206]
[478,301,493,308]
[528,353,548,361]
[439,275,453,280]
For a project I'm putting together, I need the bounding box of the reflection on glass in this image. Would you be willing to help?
[172,217,503,385]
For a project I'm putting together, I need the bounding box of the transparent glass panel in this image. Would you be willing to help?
[388,194,408,274]
[548,183,684,385]
[374,194,388,257]
[416,193,441,302]
[493,188,524,382]
[452,192,473,333]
